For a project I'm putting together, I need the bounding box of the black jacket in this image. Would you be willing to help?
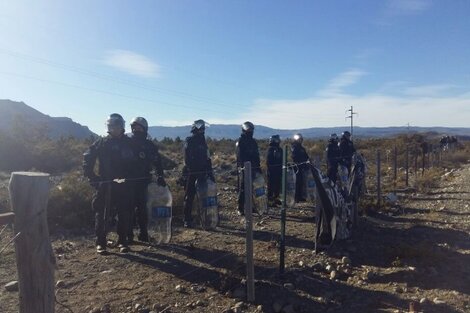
[339,138,356,164]
[266,144,283,176]
[326,141,341,164]
[131,135,164,182]
[83,135,135,183]
[184,133,212,176]
[236,133,261,171]
[291,142,309,169]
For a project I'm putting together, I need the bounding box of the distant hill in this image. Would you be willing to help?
[148,124,470,140]
[0,99,95,139]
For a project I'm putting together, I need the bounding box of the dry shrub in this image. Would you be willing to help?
[47,171,94,232]
[415,167,443,192]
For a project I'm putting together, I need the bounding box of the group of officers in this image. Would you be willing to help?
[83,114,355,254]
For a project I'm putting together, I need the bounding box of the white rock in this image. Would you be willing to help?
[4,281,18,292]
[330,271,337,280]
[433,297,446,304]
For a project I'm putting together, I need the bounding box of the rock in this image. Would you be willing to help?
[175,284,185,293]
[191,285,206,292]
[257,304,263,311]
[325,264,333,272]
[56,280,66,288]
[135,303,143,310]
[234,301,245,309]
[232,287,246,299]
[282,304,296,313]
[433,297,445,304]
[195,300,206,307]
[298,260,304,267]
[101,303,111,313]
[341,256,351,265]
[273,302,283,313]
[330,271,337,280]
[283,283,295,290]
[4,281,18,292]
[419,298,427,304]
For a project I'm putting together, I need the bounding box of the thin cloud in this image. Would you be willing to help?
[104,50,159,78]
[319,68,367,96]
[404,84,457,97]
[387,0,431,15]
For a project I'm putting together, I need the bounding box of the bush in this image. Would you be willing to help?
[47,171,94,232]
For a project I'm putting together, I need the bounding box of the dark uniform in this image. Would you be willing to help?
[326,139,340,183]
[129,134,165,242]
[183,132,213,226]
[83,135,135,249]
[291,140,309,202]
[236,129,261,215]
[266,138,283,203]
[339,134,356,172]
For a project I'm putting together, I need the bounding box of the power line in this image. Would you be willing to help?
[345,105,358,138]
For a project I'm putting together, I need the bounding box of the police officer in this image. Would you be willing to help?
[83,114,135,254]
[266,135,283,206]
[291,133,310,202]
[183,119,214,228]
[128,117,166,242]
[326,133,340,183]
[339,131,356,173]
[236,121,261,216]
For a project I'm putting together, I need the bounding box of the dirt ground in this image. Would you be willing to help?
[1,164,469,313]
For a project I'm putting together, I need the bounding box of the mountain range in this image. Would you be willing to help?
[1,99,469,140]
[0,99,95,139]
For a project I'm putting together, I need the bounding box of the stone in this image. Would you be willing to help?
[175,284,185,293]
[419,298,427,304]
[56,280,66,288]
[4,281,18,292]
[101,303,111,313]
[283,283,295,290]
[257,305,263,311]
[330,271,337,280]
[234,301,245,309]
[325,264,333,272]
[298,260,304,267]
[135,303,143,310]
[341,256,351,265]
[191,285,206,292]
[433,297,445,304]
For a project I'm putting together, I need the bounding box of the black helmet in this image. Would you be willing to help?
[269,134,280,145]
[130,117,148,132]
[329,133,338,142]
[293,133,303,144]
[191,119,207,133]
[242,121,254,133]
[342,131,351,139]
[106,113,125,133]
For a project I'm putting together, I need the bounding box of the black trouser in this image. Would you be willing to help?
[238,170,257,214]
[267,169,281,200]
[295,168,306,202]
[128,182,148,240]
[327,160,338,184]
[184,174,204,223]
[92,182,132,246]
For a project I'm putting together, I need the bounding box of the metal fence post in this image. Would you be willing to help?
[377,150,381,208]
[280,145,287,275]
[243,162,255,302]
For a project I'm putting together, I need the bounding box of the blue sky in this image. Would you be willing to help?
[0,0,469,134]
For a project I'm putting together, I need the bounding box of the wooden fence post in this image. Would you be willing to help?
[243,162,255,302]
[9,172,55,313]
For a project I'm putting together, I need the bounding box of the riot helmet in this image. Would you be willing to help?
[130,117,148,133]
[293,133,303,144]
[191,119,207,134]
[106,113,125,137]
[269,134,281,145]
[342,131,351,140]
[241,121,254,134]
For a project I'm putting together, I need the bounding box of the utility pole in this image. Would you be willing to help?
[346,106,358,138]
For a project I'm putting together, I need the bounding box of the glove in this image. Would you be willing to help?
[89,175,101,190]
[157,176,167,187]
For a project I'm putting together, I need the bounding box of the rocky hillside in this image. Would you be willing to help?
[0,99,95,139]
